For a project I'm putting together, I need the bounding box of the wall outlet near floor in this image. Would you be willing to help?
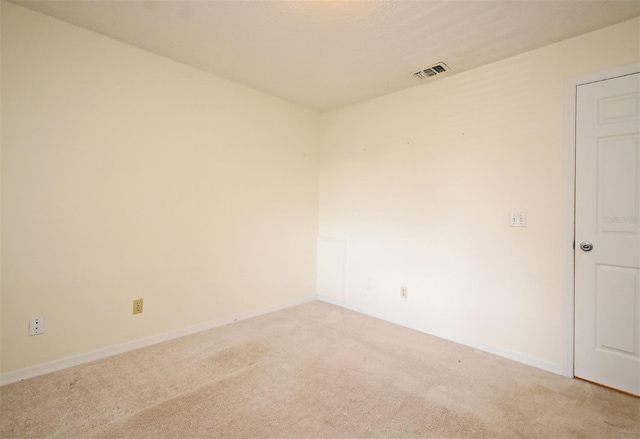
[29,317,45,336]
[133,299,143,315]
[400,286,408,299]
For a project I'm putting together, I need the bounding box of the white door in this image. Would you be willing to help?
[575,72,640,395]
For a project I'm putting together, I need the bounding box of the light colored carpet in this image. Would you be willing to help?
[1,300,638,438]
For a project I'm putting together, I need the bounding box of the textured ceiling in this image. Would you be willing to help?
[11,0,640,112]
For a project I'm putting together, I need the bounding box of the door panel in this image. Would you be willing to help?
[598,136,638,235]
[575,72,640,395]
[595,264,638,354]
[598,92,640,125]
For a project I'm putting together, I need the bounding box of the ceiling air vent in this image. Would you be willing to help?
[413,62,450,80]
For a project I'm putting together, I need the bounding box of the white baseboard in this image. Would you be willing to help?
[0,295,316,386]
[317,295,563,376]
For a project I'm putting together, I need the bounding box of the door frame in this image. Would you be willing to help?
[563,63,640,378]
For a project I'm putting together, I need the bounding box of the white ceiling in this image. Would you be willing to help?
[11,0,640,112]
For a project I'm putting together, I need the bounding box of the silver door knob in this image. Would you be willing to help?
[580,241,593,252]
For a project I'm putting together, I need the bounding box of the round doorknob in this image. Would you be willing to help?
[580,241,593,252]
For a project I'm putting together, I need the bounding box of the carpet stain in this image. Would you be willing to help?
[197,341,270,376]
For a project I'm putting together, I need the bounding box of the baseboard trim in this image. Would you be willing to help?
[0,295,316,386]
[317,295,563,376]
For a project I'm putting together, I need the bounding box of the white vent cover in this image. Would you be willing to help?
[413,62,450,80]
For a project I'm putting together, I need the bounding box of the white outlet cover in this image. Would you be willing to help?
[29,316,45,336]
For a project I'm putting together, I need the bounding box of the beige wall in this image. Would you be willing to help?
[2,0,639,377]
[1,2,320,373]
[318,18,640,370]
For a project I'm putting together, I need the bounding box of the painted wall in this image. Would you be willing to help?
[2,1,639,378]
[1,2,320,373]
[318,18,640,372]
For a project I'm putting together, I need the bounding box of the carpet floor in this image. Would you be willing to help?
[1,300,638,438]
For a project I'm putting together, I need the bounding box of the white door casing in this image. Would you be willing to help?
[574,72,640,395]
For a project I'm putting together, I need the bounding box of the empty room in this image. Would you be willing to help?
[1,0,639,437]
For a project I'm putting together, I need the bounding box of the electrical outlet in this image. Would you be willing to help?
[509,213,527,227]
[133,299,143,315]
[29,317,45,336]
[400,286,408,299]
